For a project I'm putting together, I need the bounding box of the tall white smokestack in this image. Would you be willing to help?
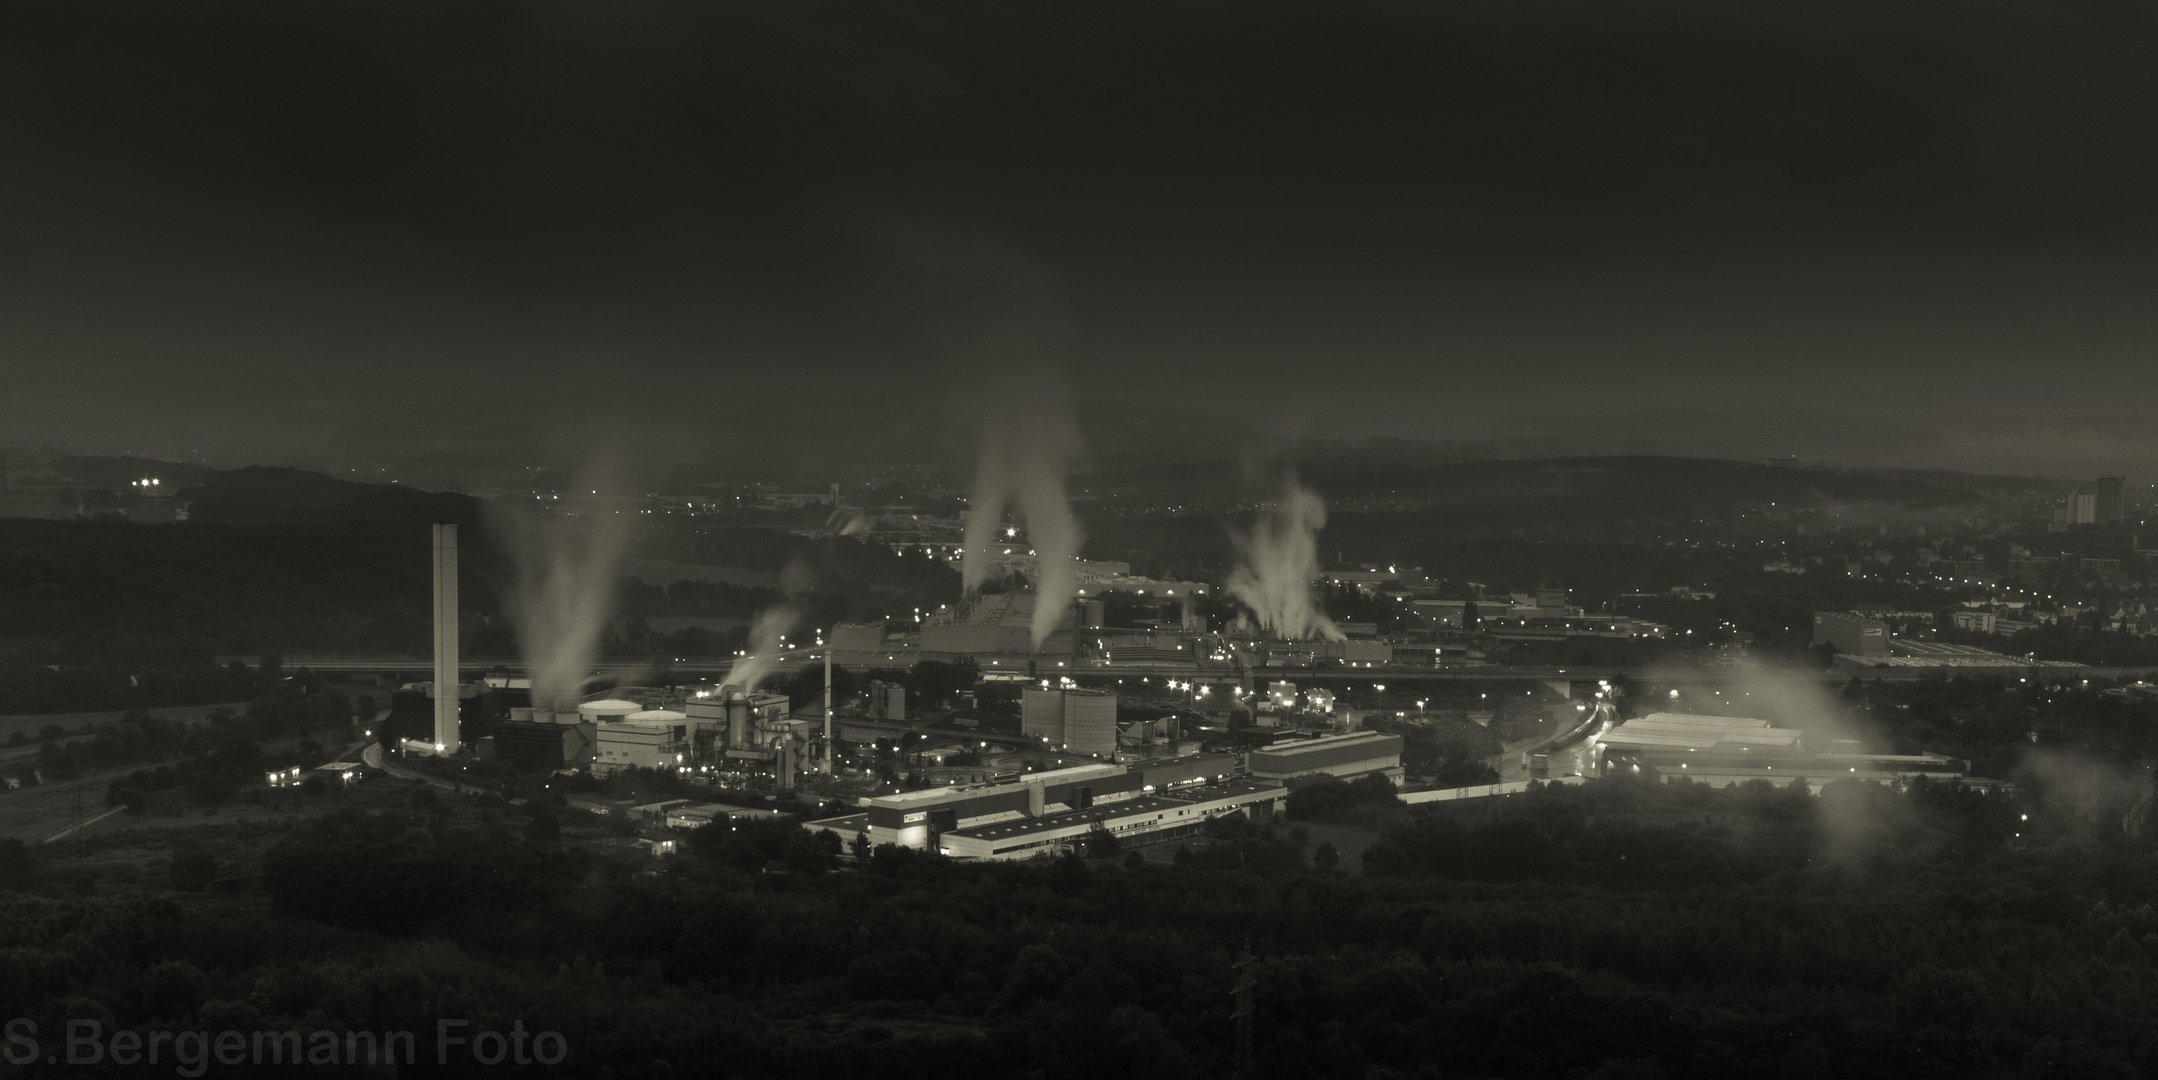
[432,523,461,754]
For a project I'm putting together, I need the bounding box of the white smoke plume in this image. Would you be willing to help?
[827,505,871,536]
[963,404,1085,650]
[720,559,813,693]
[881,222,1084,652]
[497,464,636,715]
[721,602,802,695]
[1225,471,1343,641]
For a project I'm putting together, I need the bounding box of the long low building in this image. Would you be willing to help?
[1593,712,1973,788]
[1245,730,1404,787]
[855,754,1242,852]
[940,778,1287,860]
[1592,712,1805,778]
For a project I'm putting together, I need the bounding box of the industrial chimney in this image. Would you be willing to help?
[433,523,461,754]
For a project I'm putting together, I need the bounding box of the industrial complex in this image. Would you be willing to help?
[359,521,2027,869]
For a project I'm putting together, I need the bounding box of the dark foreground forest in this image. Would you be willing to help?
[2,762,2154,1080]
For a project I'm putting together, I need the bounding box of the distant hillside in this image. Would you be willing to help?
[178,466,480,525]
[1312,456,1975,509]
[52,455,214,489]
[1489,406,1944,464]
[1088,455,1977,511]
[1079,456,1983,576]
[0,515,510,664]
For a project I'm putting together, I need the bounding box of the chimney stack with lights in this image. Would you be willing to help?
[433,523,461,754]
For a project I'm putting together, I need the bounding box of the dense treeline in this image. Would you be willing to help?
[0,515,506,710]
[1362,714,1502,787]
[0,663,255,717]
[649,526,958,597]
[1,671,358,803]
[0,517,506,652]
[10,748,2158,1078]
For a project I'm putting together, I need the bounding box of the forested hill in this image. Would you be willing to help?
[176,466,480,525]
[0,515,508,662]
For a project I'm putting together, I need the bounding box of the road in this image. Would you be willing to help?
[227,655,2158,686]
[43,805,126,844]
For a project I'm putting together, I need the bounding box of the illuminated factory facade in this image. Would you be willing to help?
[1246,730,1405,787]
[1592,712,1969,787]
[1021,685,1118,755]
[844,755,1286,860]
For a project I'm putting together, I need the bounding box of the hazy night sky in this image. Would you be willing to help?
[2,0,2155,475]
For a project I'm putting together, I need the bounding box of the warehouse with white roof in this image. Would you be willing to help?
[1593,712,1969,787]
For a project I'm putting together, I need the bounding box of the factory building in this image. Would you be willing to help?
[663,803,790,830]
[383,681,498,755]
[579,698,643,722]
[1591,712,1805,782]
[827,622,888,653]
[920,593,1077,657]
[491,719,597,773]
[1812,611,1888,656]
[940,779,1286,860]
[868,680,906,722]
[1021,686,1119,755]
[1267,681,1298,710]
[1593,712,1972,787]
[594,721,688,776]
[1245,730,1405,787]
[854,754,1243,854]
[683,689,791,752]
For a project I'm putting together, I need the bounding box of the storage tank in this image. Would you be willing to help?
[578,699,642,722]
[628,709,686,723]
[1062,689,1118,756]
[1021,687,1064,745]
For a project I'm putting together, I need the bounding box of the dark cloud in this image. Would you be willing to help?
[1,0,2154,468]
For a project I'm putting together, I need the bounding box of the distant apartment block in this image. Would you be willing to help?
[2096,475,2126,525]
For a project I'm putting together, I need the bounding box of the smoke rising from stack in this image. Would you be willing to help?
[907,240,1083,653]
[721,603,802,694]
[871,221,1085,652]
[721,559,813,693]
[498,468,635,716]
[963,404,1085,650]
[1226,470,1343,641]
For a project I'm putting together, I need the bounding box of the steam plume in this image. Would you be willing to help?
[961,395,1084,651]
[892,225,1083,651]
[720,559,814,693]
[1226,471,1343,641]
[498,468,635,714]
[722,602,802,694]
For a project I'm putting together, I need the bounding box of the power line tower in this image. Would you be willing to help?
[70,769,86,863]
[1230,941,1257,1080]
